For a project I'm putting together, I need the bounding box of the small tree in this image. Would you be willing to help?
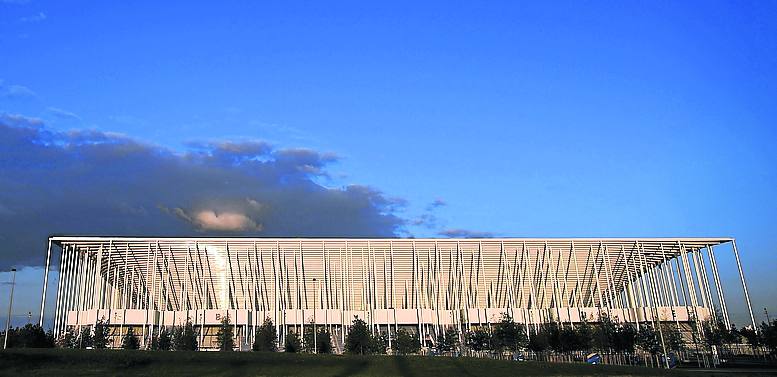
[284,331,302,353]
[253,318,277,352]
[739,326,763,352]
[59,327,78,348]
[664,326,684,353]
[594,315,617,352]
[437,328,460,353]
[173,319,198,351]
[394,329,420,355]
[153,327,172,351]
[92,319,110,349]
[303,322,315,353]
[762,320,777,355]
[15,324,50,348]
[317,329,333,354]
[636,325,661,355]
[368,331,388,354]
[216,315,235,351]
[122,327,140,349]
[345,317,371,354]
[613,323,637,353]
[465,327,491,352]
[79,326,93,349]
[528,326,549,353]
[492,313,528,352]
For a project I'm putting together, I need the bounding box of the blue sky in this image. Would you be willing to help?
[1,1,776,327]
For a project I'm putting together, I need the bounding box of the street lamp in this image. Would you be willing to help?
[4,268,17,349]
[312,278,318,354]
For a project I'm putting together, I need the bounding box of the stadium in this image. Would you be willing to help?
[38,237,756,351]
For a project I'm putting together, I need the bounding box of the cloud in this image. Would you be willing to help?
[411,198,447,229]
[437,229,494,238]
[46,107,82,121]
[426,198,446,210]
[19,11,46,22]
[0,114,406,268]
[0,81,36,99]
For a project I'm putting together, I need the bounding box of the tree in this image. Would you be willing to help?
[122,327,140,349]
[317,329,333,354]
[58,327,78,348]
[436,328,460,353]
[546,322,562,352]
[664,326,684,353]
[345,317,371,354]
[79,326,93,349]
[528,326,549,353]
[153,327,172,351]
[14,324,51,348]
[702,319,726,349]
[739,326,763,352]
[92,319,110,349]
[613,323,637,353]
[303,322,315,353]
[572,321,593,352]
[636,326,661,355]
[253,318,277,352]
[594,315,617,352]
[368,331,388,354]
[465,327,491,352]
[394,329,420,355]
[762,320,777,355]
[284,331,302,353]
[173,319,198,351]
[216,315,235,351]
[492,313,528,352]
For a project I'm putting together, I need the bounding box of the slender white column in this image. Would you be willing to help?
[39,239,53,327]
[731,240,757,331]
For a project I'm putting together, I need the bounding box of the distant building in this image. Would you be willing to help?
[39,237,755,350]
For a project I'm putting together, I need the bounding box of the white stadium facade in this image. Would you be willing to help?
[39,236,757,351]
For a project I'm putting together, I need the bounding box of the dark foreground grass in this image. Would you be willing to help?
[0,348,690,377]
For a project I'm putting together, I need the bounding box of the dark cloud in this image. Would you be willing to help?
[426,198,446,210]
[0,115,406,268]
[437,229,494,238]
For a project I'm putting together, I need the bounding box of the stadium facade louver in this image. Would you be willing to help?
[39,237,756,350]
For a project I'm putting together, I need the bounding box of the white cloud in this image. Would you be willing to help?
[193,210,262,232]
[19,12,46,23]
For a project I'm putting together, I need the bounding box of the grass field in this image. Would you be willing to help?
[0,349,701,377]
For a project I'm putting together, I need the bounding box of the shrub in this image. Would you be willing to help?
[216,315,235,351]
[78,326,93,349]
[92,319,110,349]
[316,329,333,354]
[345,317,371,354]
[152,328,172,351]
[253,318,277,352]
[436,328,459,353]
[528,326,549,353]
[465,327,491,352]
[122,327,140,349]
[368,331,388,354]
[173,319,198,351]
[284,331,302,353]
[492,313,527,352]
[394,329,420,355]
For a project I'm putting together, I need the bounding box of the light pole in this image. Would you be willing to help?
[4,268,17,349]
[312,278,318,354]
